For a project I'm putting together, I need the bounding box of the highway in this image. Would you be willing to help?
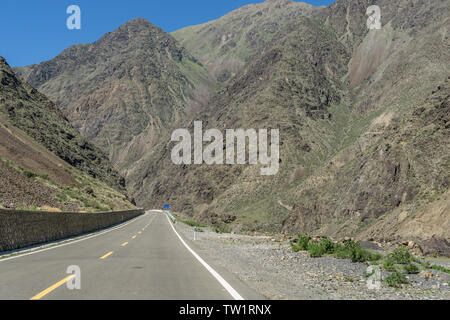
[0,211,258,300]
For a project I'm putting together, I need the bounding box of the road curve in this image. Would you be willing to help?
[0,211,253,300]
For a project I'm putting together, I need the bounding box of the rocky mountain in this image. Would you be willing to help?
[131,0,449,243]
[283,77,450,242]
[15,18,213,175]
[128,15,351,231]
[0,57,134,212]
[281,0,450,241]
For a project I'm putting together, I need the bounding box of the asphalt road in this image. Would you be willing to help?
[0,211,257,300]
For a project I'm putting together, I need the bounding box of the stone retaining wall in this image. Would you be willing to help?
[0,209,144,252]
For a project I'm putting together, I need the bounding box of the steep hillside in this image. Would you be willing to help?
[283,78,450,242]
[0,57,134,212]
[1,57,125,191]
[15,18,213,174]
[133,0,449,241]
[172,0,320,83]
[279,0,450,240]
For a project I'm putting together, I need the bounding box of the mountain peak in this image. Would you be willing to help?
[112,17,162,36]
[264,0,293,5]
[121,17,154,29]
[96,17,169,46]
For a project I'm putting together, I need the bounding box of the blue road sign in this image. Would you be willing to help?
[163,204,171,210]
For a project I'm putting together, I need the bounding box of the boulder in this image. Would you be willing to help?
[418,236,450,258]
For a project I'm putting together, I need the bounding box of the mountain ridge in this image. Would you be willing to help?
[15,18,214,176]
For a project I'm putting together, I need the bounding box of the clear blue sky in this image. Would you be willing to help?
[0,0,336,67]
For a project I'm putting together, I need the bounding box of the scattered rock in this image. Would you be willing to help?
[419,271,433,280]
[221,214,237,224]
[360,241,384,252]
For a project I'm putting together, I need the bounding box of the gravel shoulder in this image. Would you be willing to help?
[175,221,450,300]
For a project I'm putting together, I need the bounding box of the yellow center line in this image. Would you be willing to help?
[31,215,159,300]
[130,215,156,240]
[100,251,114,259]
[30,275,75,300]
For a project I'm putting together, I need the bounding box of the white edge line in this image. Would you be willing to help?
[164,213,244,301]
[0,212,147,263]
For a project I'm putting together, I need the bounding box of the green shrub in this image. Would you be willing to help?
[333,249,350,259]
[383,258,397,272]
[430,264,450,274]
[404,263,420,274]
[384,272,410,288]
[343,240,360,253]
[413,257,431,269]
[292,235,382,263]
[183,220,206,228]
[333,241,381,263]
[307,241,326,258]
[320,238,337,254]
[350,246,373,263]
[298,234,311,251]
[291,233,310,252]
[390,248,412,264]
[22,169,37,179]
[332,243,350,259]
[371,253,383,261]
